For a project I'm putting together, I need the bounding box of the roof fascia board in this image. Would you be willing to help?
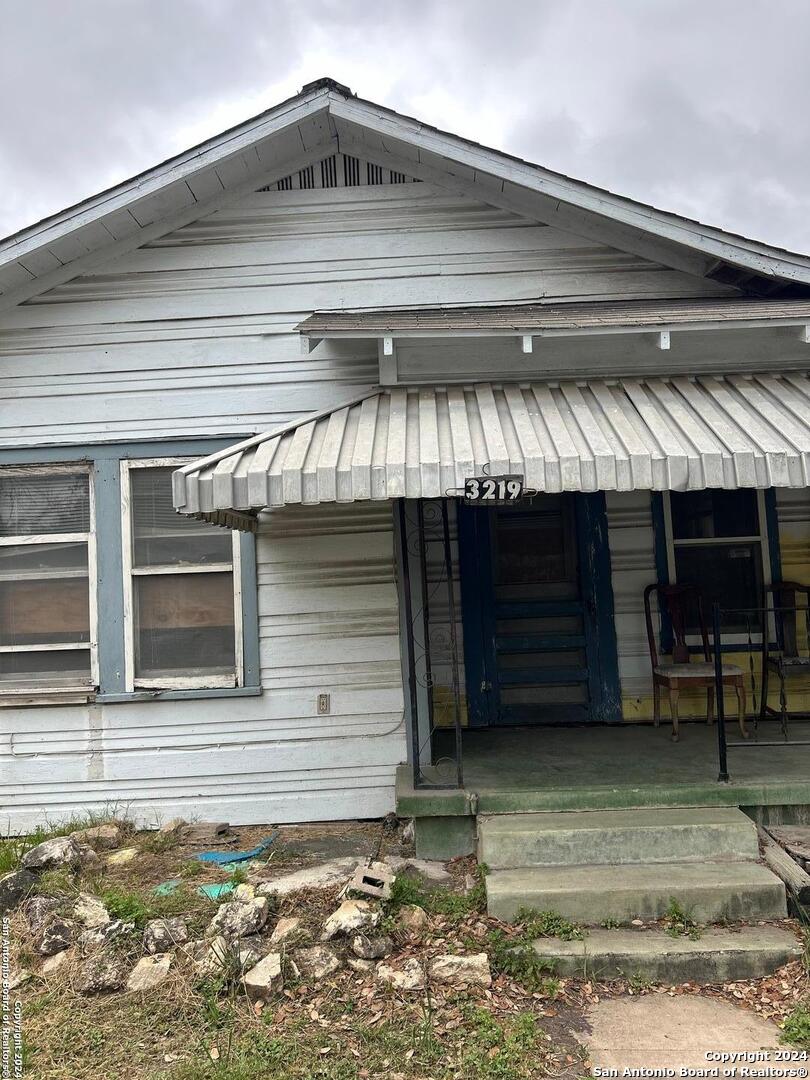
[0,88,332,267]
[300,318,810,340]
[330,95,810,285]
[333,120,717,281]
[0,135,338,314]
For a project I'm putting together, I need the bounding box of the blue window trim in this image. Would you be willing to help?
[650,488,783,654]
[0,438,261,702]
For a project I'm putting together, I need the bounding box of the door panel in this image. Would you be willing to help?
[459,493,622,726]
[491,497,588,724]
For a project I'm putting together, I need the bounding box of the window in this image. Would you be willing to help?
[122,460,242,690]
[663,489,771,636]
[0,465,96,693]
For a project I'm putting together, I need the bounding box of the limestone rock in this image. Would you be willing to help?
[0,869,37,915]
[183,939,209,964]
[321,899,379,941]
[233,883,256,902]
[72,823,123,851]
[159,817,187,835]
[256,857,357,898]
[38,919,74,956]
[25,896,62,935]
[144,917,188,954]
[397,904,429,935]
[351,933,393,960]
[106,847,138,866]
[42,950,71,975]
[21,836,82,873]
[75,952,128,994]
[75,844,102,871]
[292,945,342,980]
[237,937,264,972]
[78,919,134,950]
[192,935,259,977]
[269,916,304,946]
[194,935,233,977]
[8,969,33,990]
[376,958,425,991]
[347,957,376,974]
[206,897,269,939]
[73,893,111,929]
[242,952,283,1001]
[429,953,491,988]
[385,856,452,888]
[127,953,173,992]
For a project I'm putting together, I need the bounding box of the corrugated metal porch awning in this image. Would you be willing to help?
[173,374,810,516]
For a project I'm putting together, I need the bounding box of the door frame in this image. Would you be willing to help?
[458,492,622,726]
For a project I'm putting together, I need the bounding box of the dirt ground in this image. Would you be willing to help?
[5,817,809,1080]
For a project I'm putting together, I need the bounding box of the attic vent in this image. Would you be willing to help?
[343,154,361,186]
[257,152,421,192]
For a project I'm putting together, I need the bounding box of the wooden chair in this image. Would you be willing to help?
[760,581,810,729]
[643,583,748,742]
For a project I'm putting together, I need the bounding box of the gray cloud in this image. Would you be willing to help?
[2,0,809,252]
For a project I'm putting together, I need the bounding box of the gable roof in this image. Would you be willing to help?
[3,76,810,313]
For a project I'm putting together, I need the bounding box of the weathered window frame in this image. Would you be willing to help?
[0,462,98,701]
[661,488,773,645]
[120,457,244,692]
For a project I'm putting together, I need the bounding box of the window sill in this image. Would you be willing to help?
[95,685,263,704]
[0,688,95,707]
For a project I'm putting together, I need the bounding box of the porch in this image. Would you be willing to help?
[396,722,810,825]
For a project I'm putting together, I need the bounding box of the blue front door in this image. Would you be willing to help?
[459,493,621,726]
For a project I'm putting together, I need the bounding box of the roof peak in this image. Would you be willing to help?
[300,77,354,97]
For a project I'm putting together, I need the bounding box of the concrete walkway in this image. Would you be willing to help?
[579,995,782,1072]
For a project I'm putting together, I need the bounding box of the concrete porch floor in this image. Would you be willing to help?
[396,721,810,818]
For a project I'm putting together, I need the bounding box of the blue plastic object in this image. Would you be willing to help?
[193,833,276,866]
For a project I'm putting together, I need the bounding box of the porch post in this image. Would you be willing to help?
[393,499,433,770]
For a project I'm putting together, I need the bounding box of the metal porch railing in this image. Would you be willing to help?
[712,601,810,782]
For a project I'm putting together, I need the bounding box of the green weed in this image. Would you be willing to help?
[663,897,702,940]
[514,907,583,942]
[385,863,487,920]
[782,1002,810,1049]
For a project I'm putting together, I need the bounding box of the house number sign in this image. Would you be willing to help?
[463,475,524,503]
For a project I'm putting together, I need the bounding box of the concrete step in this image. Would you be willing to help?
[478,808,760,870]
[486,861,787,924]
[532,925,802,984]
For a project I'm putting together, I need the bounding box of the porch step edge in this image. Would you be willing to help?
[478,808,760,869]
[486,861,788,924]
[531,925,802,984]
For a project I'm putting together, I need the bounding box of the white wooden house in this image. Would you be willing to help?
[2,78,810,835]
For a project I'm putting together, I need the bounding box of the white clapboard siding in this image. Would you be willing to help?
[0,502,405,832]
[0,181,729,448]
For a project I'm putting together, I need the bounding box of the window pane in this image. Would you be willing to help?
[671,490,759,540]
[0,542,90,646]
[0,471,90,537]
[0,649,91,686]
[0,542,88,575]
[130,467,232,567]
[674,543,764,633]
[134,572,235,680]
[0,576,91,646]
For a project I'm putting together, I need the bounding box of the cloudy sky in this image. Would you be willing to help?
[2,0,808,251]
